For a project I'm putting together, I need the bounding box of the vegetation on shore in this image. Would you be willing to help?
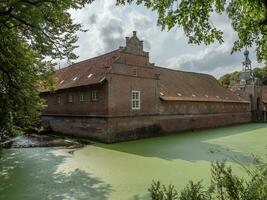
[149,159,267,200]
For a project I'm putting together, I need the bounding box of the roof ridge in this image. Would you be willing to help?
[56,48,121,72]
[154,65,214,77]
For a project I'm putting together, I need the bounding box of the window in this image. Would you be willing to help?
[80,93,85,102]
[56,96,61,104]
[133,68,137,76]
[67,94,73,103]
[91,90,98,101]
[132,90,140,110]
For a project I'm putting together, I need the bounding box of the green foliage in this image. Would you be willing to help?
[148,160,267,200]
[179,181,211,200]
[149,180,178,200]
[218,71,241,87]
[117,0,267,62]
[253,65,267,84]
[218,65,267,87]
[0,0,93,136]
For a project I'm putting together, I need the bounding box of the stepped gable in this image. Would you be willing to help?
[155,67,249,103]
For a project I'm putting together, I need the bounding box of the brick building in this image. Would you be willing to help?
[41,31,266,143]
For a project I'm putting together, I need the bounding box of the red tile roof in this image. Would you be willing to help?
[41,49,122,91]
[155,67,249,103]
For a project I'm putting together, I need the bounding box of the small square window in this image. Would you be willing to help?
[80,93,85,102]
[132,90,140,110]
[56,96,61,104]
[91,90,98,101]
[67,94,73,103]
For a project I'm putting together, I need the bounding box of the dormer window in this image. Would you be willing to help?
[133,68,137,76]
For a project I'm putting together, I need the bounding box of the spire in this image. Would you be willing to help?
[239,47,256,88]
[242,47,252,71]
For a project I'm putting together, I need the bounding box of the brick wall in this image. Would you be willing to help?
[106,112,252,143]
[41,83,108,116]
[42,116,108,142]
[159,101,251,115]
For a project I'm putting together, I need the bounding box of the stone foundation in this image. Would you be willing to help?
[42,112,252,143]
[42,116,108,142]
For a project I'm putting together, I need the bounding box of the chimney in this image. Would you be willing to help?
[133,31,137,37]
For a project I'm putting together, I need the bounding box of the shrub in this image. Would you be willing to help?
[148,160,267,200]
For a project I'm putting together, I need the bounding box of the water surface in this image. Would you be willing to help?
[1,123,267,200]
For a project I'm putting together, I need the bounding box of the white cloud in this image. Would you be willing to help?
[59,0,262,78]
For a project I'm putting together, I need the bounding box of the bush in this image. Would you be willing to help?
[148,160,267,200]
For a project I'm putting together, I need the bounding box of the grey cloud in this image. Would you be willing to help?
[143,40,151,51]
[89,14,98,24]
[174,47,244,73]
[100,19,124,52]
[172,46,259,78]
[133,17,152,30]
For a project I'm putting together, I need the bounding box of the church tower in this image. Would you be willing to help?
[239,49,255,89]
[237,48,263,121]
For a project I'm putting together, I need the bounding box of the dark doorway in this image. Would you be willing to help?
[257,97,260,111]
[256,97,262,121]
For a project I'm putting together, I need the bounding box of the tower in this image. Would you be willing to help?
[239,48,255,88]
[242,49,252,71]
[237,48,263,121]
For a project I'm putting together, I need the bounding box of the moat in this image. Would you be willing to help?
[1,123,267,200]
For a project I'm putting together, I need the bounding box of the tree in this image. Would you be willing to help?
[218,65,267,87]
[253,65,267,83]
[118,0,267,62]
[0,0,93,136]
[218,71,241,87]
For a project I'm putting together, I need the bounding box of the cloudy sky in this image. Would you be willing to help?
[65,0,262,78]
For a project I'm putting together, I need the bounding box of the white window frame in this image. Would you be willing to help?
[91,90,98,101]
[56,95,61,104]
[132,90,141,110]
[133,68,137,76]
[80,93,85,102]
[67,94,73,103]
